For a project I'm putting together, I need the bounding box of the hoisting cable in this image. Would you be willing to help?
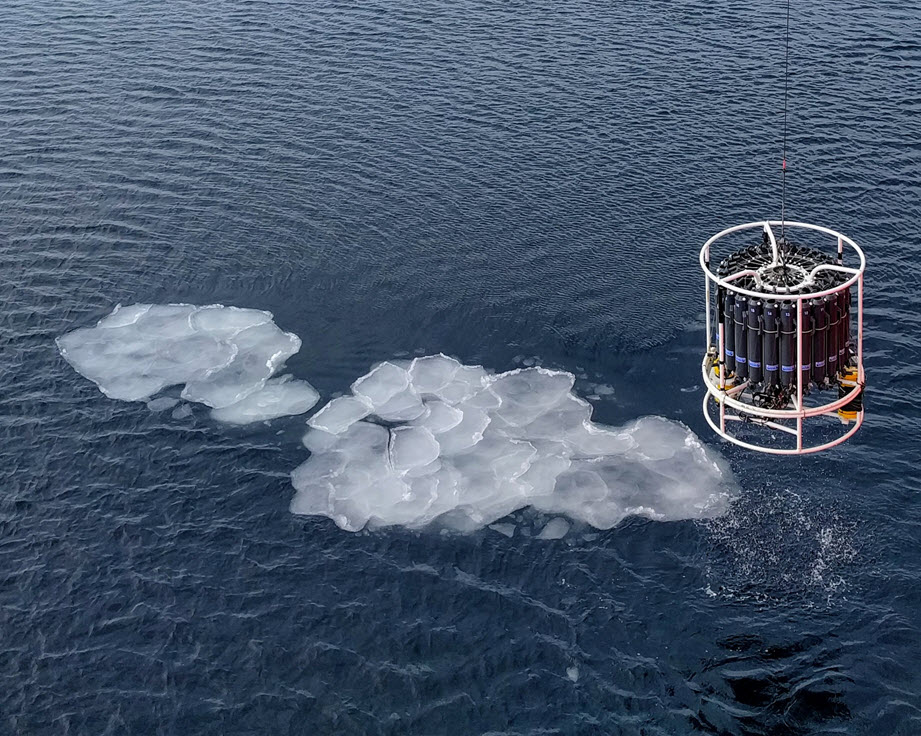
[776,0,792,290]
[781,0,791,240]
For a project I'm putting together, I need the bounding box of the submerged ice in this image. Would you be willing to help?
[57,304,318,424]
[291,356,734,532]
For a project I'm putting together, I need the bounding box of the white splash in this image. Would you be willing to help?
[291,355,734,533]
[57,303,318,425]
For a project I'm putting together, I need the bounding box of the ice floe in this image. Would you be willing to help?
[57,303,318,425]
[536,518,571,540]
[59,306,734,535]
[291,356,734,533]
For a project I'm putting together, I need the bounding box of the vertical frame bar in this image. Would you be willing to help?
[718,322,726,432]
[796,296,804,451]
[857,273,864,385]
[704,245,711,351]
[764,221,779,265]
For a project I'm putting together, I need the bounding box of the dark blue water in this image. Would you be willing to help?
[3,0,920,733]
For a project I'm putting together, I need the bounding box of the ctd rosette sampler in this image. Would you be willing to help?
[700,220,865,454]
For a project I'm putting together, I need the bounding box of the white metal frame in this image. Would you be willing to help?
[700,220,866,454]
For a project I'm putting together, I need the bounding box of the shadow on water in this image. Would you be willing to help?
[690,632,852,735]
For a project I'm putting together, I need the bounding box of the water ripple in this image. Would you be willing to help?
[3,0,921,733]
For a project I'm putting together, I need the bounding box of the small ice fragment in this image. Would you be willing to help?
[409,354,461,394]
[566,424,635,457]
[518,453,571,498]
[537,518,571,540]
[435,406,490,454]
[182,322,299,408]
[404,458,442,478]
[210,377,319,424]
[99,303,192,333]
[680,384,700,393]
[566,666,579,683]
[389,426,440,474]
[490,368,574,427]
[584,383,615,397]
[523,394,592,441]
[411,400,463,434]
[292,450,347,485]
[435,364,488,405]
[289,475,334,518]
[352,362,410,408]
[308,396,371,434]
[373,389,427,422]
[171,404,193,419]
[147,397,179,412]
[488,523,515,538]
[97,303,151,328]
[302,427,341,453]
[189,304,271,337]
[463,387,501,410]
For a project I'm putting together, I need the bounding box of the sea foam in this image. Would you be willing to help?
[56,304,318,424]
[292,356,734,532]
